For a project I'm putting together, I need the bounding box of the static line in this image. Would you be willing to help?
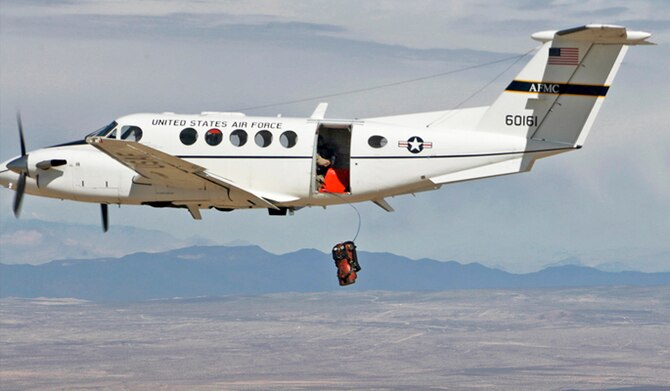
[326,191,362,242]
[232,51,537,112]
[426,46,538,127]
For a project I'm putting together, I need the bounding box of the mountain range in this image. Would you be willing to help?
[2,218,668,273]
[1,245,668,302]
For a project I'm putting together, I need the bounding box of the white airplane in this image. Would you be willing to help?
[0,25,653,231]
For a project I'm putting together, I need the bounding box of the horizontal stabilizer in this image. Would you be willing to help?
[532,24,654,45]
[430,157,532,185]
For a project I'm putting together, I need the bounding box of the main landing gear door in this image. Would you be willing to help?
[314,123,351,194]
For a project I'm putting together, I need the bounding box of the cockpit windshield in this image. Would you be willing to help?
[87,121,118,138]
[85,121,143,141]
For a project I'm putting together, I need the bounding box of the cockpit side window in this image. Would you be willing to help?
[88,121,118,138]
[121,125,143,141]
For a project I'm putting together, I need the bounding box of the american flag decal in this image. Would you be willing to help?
[548,47,579,65]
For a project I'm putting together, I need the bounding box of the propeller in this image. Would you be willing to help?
[101,204,109,232]
[17,112,26,156]
[7,112,111,232]
[7,113,28,217]
[13,170,26,217]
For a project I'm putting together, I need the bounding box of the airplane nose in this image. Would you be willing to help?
[7,155,28,174]
[0,162,20,188]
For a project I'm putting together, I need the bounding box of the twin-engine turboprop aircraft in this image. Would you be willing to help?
[0,25,653,231]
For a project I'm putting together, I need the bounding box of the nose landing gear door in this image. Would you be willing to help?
[313,123,351,194]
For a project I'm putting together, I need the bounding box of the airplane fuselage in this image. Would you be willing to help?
[1,110,567,213]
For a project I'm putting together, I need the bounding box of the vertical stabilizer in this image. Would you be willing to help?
[476,25,652,147]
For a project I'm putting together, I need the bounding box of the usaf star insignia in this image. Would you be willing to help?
[398,136,433,154]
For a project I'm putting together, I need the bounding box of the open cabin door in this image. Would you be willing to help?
[314,123,351,194]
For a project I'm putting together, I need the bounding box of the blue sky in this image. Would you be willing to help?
[0,0,668,272]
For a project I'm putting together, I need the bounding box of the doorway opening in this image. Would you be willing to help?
[314,124,351,194]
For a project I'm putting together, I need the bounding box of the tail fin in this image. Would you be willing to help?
[476,25,653,147]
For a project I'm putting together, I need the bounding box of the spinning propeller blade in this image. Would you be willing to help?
[11,113,28,218]
[17,112,26,157]
[101,204,109,232]
[13,173,26,218]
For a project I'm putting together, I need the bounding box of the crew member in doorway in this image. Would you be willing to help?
[315,137,336,190]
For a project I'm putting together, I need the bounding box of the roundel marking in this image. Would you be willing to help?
[398,136,433,154]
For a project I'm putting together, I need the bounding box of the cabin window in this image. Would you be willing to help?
[255,130,272,148]
[179,128,198,145]
[121,126,143,142]
[205,128,223,146]
[368,135,387,148]
[230,129,247,147]
[280,131,298,148]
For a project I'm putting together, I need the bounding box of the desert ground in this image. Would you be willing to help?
[1,287,669,390]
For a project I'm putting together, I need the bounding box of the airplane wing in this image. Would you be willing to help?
[86,136,280,210]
